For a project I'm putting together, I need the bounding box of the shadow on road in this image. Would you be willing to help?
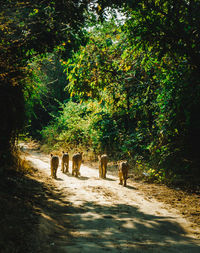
[11,146,200,252]
[27,181,200,253]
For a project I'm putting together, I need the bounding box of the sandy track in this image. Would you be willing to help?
[24,148,200,253]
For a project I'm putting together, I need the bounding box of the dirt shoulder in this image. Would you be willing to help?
[134,181,200,236]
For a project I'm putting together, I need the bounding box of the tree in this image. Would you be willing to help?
[0,0,91,164]
[24,53,72,138]
[61,2,200,182]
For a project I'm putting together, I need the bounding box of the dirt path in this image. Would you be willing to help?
[23,146,200,253]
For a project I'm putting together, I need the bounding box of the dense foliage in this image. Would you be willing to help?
[0,0,91,164]
[1,1,199,185]
[41,3,200,184]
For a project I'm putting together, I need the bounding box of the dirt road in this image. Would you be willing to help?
[24,147,200,253]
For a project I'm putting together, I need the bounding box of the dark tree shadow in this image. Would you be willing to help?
[26,183,200,253]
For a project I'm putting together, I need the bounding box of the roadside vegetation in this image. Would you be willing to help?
[1,2,200,252]
[1,1,200,188]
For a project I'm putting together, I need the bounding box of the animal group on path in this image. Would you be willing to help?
[50,151,129,187]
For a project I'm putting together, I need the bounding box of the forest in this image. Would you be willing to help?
[1,0,200,187]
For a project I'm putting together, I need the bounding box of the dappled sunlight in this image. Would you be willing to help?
[35,186,199,249]
[19,148,200,252]
[38,198,200,252]
[2,0,200,251]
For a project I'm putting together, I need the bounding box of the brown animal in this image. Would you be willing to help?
[72,152,83,177]
[50,154,59,179]
[98,154,108,179]
[61,151,69,173]
[118,161,129,186]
